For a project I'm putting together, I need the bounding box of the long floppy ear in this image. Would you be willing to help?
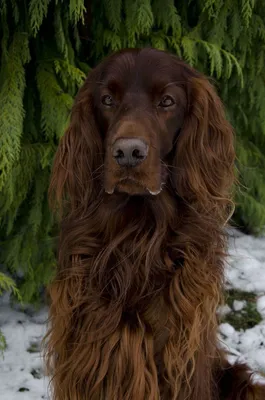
[173,76,235,223]
[49,70,103,215]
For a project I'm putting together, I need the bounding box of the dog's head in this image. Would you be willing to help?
[51,48,234,213]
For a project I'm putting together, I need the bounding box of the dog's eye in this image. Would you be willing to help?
[159,95,175,108]
[101,95,114,106]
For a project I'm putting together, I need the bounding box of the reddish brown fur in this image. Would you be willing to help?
[45,48,265,399]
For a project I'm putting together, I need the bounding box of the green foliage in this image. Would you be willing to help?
[0,0,81,302]
[153,0,181,37]
[29,0,51,36]
[222,290,262,330]
[241,0,255,28]
[0,272,21,353]
[103,0,122,32]
[0,272,21,299]
[0,33,30,191]
[69,0,85,24]
[0,330,6,356]
[36,61,73,139]
[1,0,265,303]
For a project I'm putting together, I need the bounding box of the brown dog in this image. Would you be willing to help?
[45,48,265,399]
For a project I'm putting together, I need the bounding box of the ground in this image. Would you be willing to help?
[0,229,265,399]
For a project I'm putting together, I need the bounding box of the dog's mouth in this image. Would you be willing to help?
[108,179,161,196]
[105,167,168,196]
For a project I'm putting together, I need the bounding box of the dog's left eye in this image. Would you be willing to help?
[158,95,175,107]
[101,95,114,106]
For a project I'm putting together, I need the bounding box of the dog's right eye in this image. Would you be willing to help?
[158,95,175,108]
[101,95,114,106]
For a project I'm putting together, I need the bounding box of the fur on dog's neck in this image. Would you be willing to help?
[65,189,180,305]
[58,186,224,320]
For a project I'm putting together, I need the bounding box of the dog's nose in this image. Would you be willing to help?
[112,138,148,167]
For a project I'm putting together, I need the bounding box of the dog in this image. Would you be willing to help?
[45,48,265,399]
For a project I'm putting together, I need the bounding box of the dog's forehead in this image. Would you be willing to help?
[99,49,182,92]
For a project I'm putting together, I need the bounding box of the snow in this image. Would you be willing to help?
[257,296,265,318]
[233,299,246,311]
[1,229,265,398]
[226,231,265,293]
[0,303,50,400]
[218,304,232,316]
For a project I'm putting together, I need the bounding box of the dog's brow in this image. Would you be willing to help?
[98,78,124,91]
[160,81,187,91]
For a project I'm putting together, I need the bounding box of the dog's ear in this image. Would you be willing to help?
[172,77,235,223]
[49,69,103,215]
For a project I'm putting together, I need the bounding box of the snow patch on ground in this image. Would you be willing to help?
[0,229,265,399]
[0,305,50,400]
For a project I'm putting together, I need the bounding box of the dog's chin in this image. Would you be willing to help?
[105,179,162,197]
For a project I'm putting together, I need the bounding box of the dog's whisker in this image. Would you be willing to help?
[92,164,104,174]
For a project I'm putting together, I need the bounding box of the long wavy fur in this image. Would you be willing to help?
[44,48,265,399]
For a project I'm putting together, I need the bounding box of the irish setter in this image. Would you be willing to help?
[45,48,265,399]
